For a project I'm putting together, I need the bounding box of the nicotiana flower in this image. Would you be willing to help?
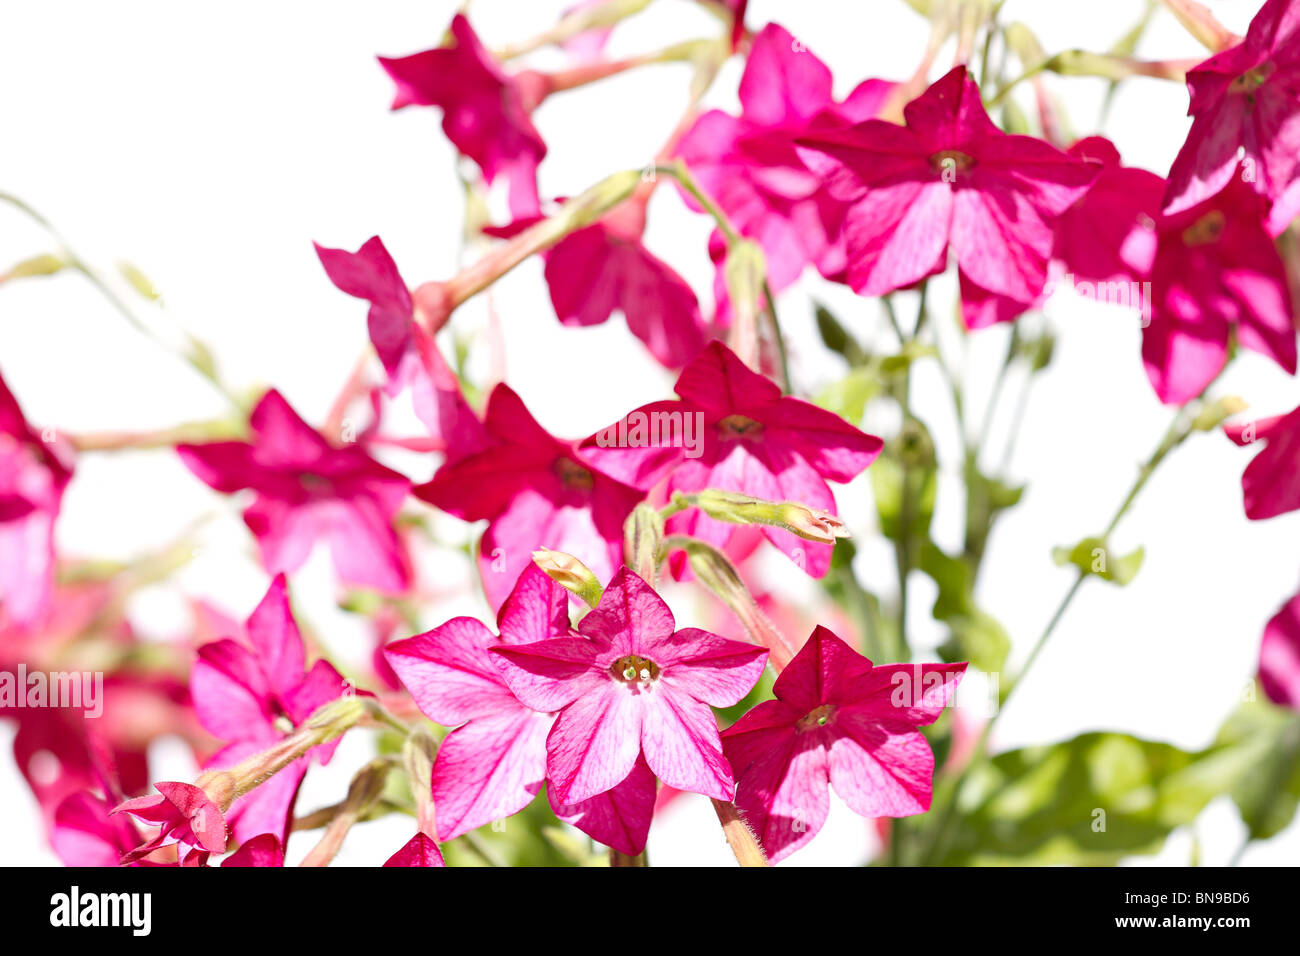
[178,389,414,593]
[379,14,547,217]
[1143,173,1297,405]
[113,781,229,864]
[220,833,285,867]
[314,236,488,455]
[416,384,642,611]
[385,564,657,853]
[1260,588,1300,710]
[795,65,1100,328]
[0,367,73,629]
[493,567,769,804]
[1163,0,1300,226]
[579,342,882,577]
[190,574,347,845]
[676,23,895,295]
[721,626,965,862]
[1051,136,1164,287]
[1225,402,1300,519]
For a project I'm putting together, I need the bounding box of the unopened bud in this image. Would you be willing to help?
[687,489,851,545]
[724,239,768,369]
[1193,395,1248,432]
[623,503,665,585]
[532,547,603,607]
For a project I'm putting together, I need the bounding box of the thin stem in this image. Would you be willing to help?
[712,799,769,866]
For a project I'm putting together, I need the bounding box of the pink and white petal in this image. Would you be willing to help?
[243,574,306,700]
[579,566,677,657]
[496,562,572,647]
[221,833,285,867]
[655,628,767,707]
[385,617,519,725]
[383,832,446,867]
[1261,591,1300,710]
[828,713,935,818]
[546,684,644,805]
[730,730,830,863]
[491,637,603,713]
[640,690,734,801]
[432,708,553,841]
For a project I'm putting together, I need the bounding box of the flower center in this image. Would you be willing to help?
[1182,209,1227,247]
[299,473,331,495]
[930,149,975,179]
[796,704,836,732]
[1230,63,1274,96]
[554,456,594,491]
[717,414,763,440]
[610,654,660,684]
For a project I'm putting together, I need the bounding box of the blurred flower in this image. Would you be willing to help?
[379,14,547,217]
[1260,589,1300,710]
[114,780,229,864]
[221,833,285,867]
[1143,175,1296,405]
[1225,402,1300,519]
[796,65,1099,328]
[1163,0,1300,227]
[493,567,768,804]
[178,389,414,593]
[722,626,964,862]
[0,367,73,629]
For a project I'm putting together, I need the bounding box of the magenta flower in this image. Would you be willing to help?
[52,791,144,867]
[675,23,895,295]
[190,574,347,845]
[385,564,656,853]
[1163,0,1300,224]
[221,833,285,867]
[416,384,642,611]
[314,235,489,454]
[1225,402,1300,520]
[178,389,414,593]
[1051,136,1164,287]
[0,368,72,628]
[1260,589,1300,710]
[722,626,965,862]
[796,66,1099,328]
[1143,174,1296,405]
[545,207,707,368]
[384,832,446,867]
[493,567,769,804]
[379,14,547,217]
[113,781,228,864]
[579,342,882,577]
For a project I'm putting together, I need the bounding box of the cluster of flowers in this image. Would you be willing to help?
[3,0,1300,866]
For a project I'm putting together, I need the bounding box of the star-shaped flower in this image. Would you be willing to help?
[178,389,414,593]
[721,626,965,862]
[493,567,768,804]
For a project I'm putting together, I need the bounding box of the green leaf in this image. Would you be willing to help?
[934,732,1250,865]
[1052,537,1144,586]
[1215,693,1300,840]
[920,543,1010,673]
[815,368,878,425]
[870,444,937,545]
[118,261,161,301]
[813,301,866,366]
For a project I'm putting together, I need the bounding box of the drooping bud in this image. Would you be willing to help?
[723,239,768,372]
[623,502,666,586]
[683,489,851,545]
[533,547,603,608]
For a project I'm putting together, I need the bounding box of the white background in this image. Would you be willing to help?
[1,0,1297,865]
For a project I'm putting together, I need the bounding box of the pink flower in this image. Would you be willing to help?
[1163,0,1300,225]
[1143,174,1296,405]
[314,236,488,456]
[721,626,965,862]
[385,564,656,853]
[379,14,547,217]
[221,833,285,867]
[416,384,642,611]
[384,832,446,867]
[52,791,144,867]
[675,24,894,296]
[796,66,1100,328]
[1225,402,1300,519]
[1260,589,1300,710]
[0,368,72,628]
[190,574,347,845]
[1051,136,1163,286]
[545,208,707,368]
[113,781,228,864]
[178,389,414,593]
[493,567,769,804]
[579,342,882,577]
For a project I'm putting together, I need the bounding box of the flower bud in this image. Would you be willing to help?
[687,489,851,545]
[623,503,665,585]
[533,547,603,607]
